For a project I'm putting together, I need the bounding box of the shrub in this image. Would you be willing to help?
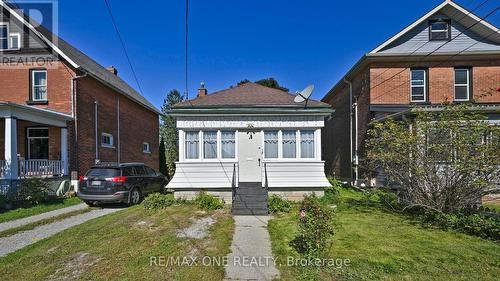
[418,210,500,241]
[327,176,343,189]
[268,195,292,214]
[195,191,224,210]
[17,178,50,205]
[0,194,7,209]
[290,194,335,259]
[143,193,175,210]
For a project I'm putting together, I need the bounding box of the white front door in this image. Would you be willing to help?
[238,130,262,183]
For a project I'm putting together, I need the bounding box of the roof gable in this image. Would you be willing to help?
[370,0,500,55]
[174,82,330,108]
[0,1,160,114]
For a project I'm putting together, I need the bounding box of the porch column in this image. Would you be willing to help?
[4,117,18,179]
[61,127,69,176]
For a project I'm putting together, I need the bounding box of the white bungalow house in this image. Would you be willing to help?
[167,82,333,214]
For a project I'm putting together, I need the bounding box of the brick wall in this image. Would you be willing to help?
[370,60,500,105]
[75,76,159,175]
[0,61,75,114]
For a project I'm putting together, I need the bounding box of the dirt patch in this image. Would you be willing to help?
[48,252,101,281]
[176,217,216,239]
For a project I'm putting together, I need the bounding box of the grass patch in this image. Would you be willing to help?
[0,197,82,223]
[269,188,500,281]
[0,208,94,238]
[483,203,500,212]
[0,205,234,281]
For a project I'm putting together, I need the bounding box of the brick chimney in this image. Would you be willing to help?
[106,66,118,76]
[197,82,208,97]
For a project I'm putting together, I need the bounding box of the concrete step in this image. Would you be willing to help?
[233,202,268,209]
[238,182,262,188]
[233,198,268,204]
[234,188,267,195]
[232,208,269,216]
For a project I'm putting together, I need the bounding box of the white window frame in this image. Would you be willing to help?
[429,20,450,41]
[220,130,236,159]
[31,70,48,101]
[9,32,20,50]
[410,69,427,102]
[142,142,151,154]
[454,68,470,101]
[0,23,9,50]
[101,133,114,148]
[27,127,49,160]
[262,129,321,161]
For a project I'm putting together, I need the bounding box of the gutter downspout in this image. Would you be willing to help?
[71,71,87,192]
[343,78,358,185]
[94,101,99,163]
[344,78,355,186]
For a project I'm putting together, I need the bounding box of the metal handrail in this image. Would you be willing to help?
[231,163,237,202]
[264,163,269,191]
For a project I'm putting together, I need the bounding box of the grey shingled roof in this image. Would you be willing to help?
[174,82,331,108]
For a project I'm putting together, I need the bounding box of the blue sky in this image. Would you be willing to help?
[49,0,500,108]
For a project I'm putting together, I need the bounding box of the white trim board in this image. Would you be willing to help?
[369,0,500,54]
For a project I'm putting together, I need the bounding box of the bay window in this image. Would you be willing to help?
[282,130,297,158]
[203,131,218,159]
[221,131,236,159]
[185,131,199,159]
[264,131,279,158]
[300,130,315,158]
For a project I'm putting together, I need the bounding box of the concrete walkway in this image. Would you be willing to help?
[0,207,122,257]
[224,216,280,281]
[0,203,88,232]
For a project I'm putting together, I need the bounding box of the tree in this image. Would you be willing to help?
[237,77,289,92]
[366,103,500,213]
[160,89,184,178]
[159,136,167,177]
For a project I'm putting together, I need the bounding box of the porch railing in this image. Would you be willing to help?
[19,160,63,178]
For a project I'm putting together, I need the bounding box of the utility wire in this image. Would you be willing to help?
[185,0,189,100]
[370,4,499,92]
[372,0,491,81]
[103,0,144,95]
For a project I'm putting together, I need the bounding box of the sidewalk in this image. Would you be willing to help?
[224,216,280,281]
[0,203,88,233]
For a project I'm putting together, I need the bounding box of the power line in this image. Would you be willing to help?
[103,0,144,95]
[372,0,491,82]
[185,0,189,101]
[370,4,499,92]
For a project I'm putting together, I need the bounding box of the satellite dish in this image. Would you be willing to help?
[294,85,314,103]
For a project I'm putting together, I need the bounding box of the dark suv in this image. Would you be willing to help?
[77,163,167,206]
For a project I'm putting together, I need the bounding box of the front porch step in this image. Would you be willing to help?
[232,182,269,215]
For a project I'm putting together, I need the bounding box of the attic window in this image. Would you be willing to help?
[429,19,451,41]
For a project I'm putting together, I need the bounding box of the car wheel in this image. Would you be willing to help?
[128,188,141,206]
[84,200,95,207]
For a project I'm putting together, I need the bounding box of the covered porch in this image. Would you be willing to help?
[0,102,73,181]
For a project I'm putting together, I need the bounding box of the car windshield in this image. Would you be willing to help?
[86,168,120,177]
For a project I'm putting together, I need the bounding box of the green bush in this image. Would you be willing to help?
[17,178,50,205]
[268,195,292,214]
[195,191,224,210]
[0,194,7,209]
[143,193,175,210]
[327,176,343,189]
[419,210,500,241]
[290,194,335,259]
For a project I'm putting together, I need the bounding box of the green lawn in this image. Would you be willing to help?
[483,203,500,212]
[269,189,500,281]
[0,204,235,281]
[0,197,82,223]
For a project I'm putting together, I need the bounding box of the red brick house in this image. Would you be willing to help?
[0,2,159,191]
[321,1,500,185]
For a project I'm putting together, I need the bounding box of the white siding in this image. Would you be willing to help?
[167,162,237,189]
[379,12,500,54]
[263,161,330,188]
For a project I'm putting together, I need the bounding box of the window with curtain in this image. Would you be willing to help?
[264,131,279,158]
[203,131,218,159]
[32,70,48,101]
[221,131,235,158]
[282,130,297,158]
[185,131,199,159]
[301,130,315,158]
